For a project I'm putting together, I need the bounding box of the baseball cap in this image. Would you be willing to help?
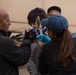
[41,15,68,33]
[41,18,48,27]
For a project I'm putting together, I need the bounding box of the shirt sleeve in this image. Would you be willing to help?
[26,43,38,75]
[1,38,31,66]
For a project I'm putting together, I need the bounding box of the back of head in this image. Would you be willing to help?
[47,15,68,34]
[47,6,61,16]
[27,7,47,25]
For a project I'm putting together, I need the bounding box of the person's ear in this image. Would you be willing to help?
[51,31,57,38]
[47,29,56,38]
[49,30,55,38]
[47,29,52,38]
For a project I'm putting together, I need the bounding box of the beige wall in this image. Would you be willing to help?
[0,0,44,32]
[0,0,76,32]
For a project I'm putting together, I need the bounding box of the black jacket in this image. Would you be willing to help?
[38,38,76,75]
[0,30,31,75]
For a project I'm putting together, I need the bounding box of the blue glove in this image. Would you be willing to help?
[36,34,51,43]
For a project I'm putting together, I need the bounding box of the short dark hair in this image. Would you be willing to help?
[47,6,61,14]
[27,7,47,25]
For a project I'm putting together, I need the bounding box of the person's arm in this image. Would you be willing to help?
[1,37,31,66]
[38,46,48,75]
[27,43,38,75]
[27,60,38,75]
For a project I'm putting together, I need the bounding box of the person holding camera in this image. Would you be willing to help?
[0,8,31,75]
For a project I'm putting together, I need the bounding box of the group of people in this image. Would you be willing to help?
[0,5,76,75]
[26,6,61,75]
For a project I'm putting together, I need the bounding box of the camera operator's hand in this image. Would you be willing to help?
[36,34,51,43]
[23,29,37,43]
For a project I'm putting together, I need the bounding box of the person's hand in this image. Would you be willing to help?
[23,29,37,42]
[36,34,51,43]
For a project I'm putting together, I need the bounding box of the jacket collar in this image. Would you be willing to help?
[0,30,9,36]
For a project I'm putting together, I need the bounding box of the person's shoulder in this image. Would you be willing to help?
[31,42,38,46]
[31,42,38,49]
